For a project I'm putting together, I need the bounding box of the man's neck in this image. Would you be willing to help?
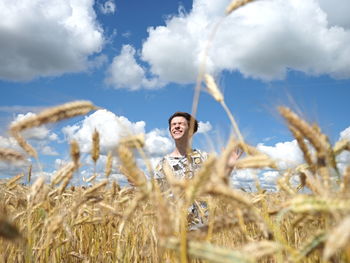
[170,139,189,157]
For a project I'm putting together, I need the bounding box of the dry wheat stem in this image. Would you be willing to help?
[221,101,249,153]
[186,154,216,203]
[119,134,145,148]
[226,0,256,15]
[0,148,26,162]
[204,74,223,102]
[190,16,225,149]
[10,101,96,132]
[105,151,113,178]
[57,170,74,194]
[289,125,314,168]
[70,140,80,167]
[11,132,38,158]
[279,107,335,169]
[215,137,237,183]
[234,154,277,169]
[28,164,32,183]
[91,129,100,164]
[117,144,147,188]
[51,162,76,186]
[6,174,25,190]
[323,215,350,260]
[333,139,350,156]
[28,177,45,204]
[85,173,98,183]
[341,166,350,195]
[204,74,248,154]
[83,180,108,196]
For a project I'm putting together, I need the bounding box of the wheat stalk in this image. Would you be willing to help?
[11,132,38,158]
[91,129,100,164]
[117,144,147,189]
[323,215,350,260]
[234,154,277,169]
[6,173,25,188]
[10,101,97,133]
[333,139,350,156]
[51,162,76,186]
[105,151,113,178]
[204,74,248,154]
[119,134,145,148]
[83,180,108,196]
[0,148,26,162]
[226,0,256,15]
[70,140,80,167]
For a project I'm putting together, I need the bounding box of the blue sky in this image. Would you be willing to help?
[0,0,349,188]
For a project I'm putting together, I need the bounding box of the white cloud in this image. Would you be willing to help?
[197,121,212,133]
[339,126,350,140]
[62,109,174,159]
[0,113,59,162]
[0,135,21,150]
[257,140,304,169]
[261,171,279,185]
[336,126,350,174]
[133,0,350,86]
[0,0,104,81]
[11,113,58,141]
[317,0,350,28]
[99,0,116,15]
[61,110,174,182]
[105,45,162,90]
[0,135,30,175]
[145,129,173,157]
[63,109,146,153]
[41,145,59,156]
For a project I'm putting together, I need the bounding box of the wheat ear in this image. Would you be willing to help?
[226,0,256,15]
[10,101,97,132]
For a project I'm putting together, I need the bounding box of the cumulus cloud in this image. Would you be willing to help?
[0,135,21,150]
[197,121,212,133]
[12,113,58,141]
[257,140,304,169]
[105,45,162,90]
[41,146,59,156]
[145,129,173,157]
[336,126,350,173]
[0,113,59,162]
[317,0,350,28]
[339,126,350,140]
[0,0,104,81]
[62,109,172,160]
[99,0,116,14]
[63,109,146,153]
[119,0,350,88]
[0,135,30,176]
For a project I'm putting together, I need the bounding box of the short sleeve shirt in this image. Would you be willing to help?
[155,149,208,180]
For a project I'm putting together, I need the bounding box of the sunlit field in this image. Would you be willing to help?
[1,100,349,263]
[1,1,350,263]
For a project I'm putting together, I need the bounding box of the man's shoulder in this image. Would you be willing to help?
[155,156,167,172]
[191,149,208,159]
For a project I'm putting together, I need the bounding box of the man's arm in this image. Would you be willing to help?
[225,147,243,176]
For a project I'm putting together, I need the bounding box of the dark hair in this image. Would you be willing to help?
[168,112,198,133]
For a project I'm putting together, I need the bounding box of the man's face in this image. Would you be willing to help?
[170,116,190,140]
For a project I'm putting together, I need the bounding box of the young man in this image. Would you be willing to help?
[155,112,241,229]
[155,111,240,180]
[155,111,207,181]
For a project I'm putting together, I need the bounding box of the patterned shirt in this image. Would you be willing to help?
[155,149,208,180]
[155,149,209,230]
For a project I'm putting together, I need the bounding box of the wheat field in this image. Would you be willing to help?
[1,1,350,262]
[0,99,349,263]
